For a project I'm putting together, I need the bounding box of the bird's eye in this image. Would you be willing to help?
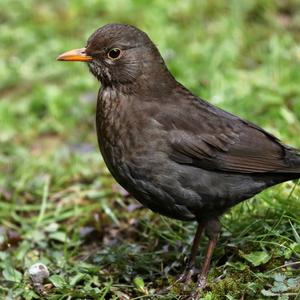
[107,48,122,60]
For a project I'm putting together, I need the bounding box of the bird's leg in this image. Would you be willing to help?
[188,218,221,300]
[176,222,205,284]
[157,222,204,294]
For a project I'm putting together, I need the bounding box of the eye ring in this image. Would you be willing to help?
[107,48,122,60]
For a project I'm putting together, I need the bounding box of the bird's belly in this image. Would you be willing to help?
[98,132,273,223]
[97,137,198,220]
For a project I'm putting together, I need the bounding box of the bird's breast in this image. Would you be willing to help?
[95,88,147,187]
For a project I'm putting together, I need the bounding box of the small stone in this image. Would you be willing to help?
[28,263,50,294]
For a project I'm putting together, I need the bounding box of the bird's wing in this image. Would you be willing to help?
[156,100,300,174]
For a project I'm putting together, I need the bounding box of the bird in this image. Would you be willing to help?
[57,23,300,299]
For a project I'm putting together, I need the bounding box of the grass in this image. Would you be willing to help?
[1,0,300,299]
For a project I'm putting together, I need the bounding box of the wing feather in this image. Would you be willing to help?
[155,99,300,174]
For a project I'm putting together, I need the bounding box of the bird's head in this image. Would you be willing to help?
[57,24,171,89]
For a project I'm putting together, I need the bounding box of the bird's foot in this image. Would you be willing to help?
[186,289,202,300]
[186,275,207,300]
[156,268,194,295]
[196,275,207,289]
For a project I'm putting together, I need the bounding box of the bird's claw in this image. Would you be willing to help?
[186,275,207,300]
[196,275,207,289]
[186,289,202,300]
[156,268,194,295]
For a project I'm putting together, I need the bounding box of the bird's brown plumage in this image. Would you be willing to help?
[58,23,300,299]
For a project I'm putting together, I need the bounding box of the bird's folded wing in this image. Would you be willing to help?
[159,108,299,174]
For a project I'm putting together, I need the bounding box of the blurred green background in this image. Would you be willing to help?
[1,0,300,299]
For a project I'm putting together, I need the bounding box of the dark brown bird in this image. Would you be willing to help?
[57,24,300,299]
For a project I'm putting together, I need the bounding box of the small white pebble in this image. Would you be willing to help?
[29,263,49,283]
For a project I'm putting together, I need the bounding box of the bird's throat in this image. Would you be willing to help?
[96,87,128,147]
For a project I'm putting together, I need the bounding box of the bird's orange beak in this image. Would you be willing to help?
[57,47,92,62]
